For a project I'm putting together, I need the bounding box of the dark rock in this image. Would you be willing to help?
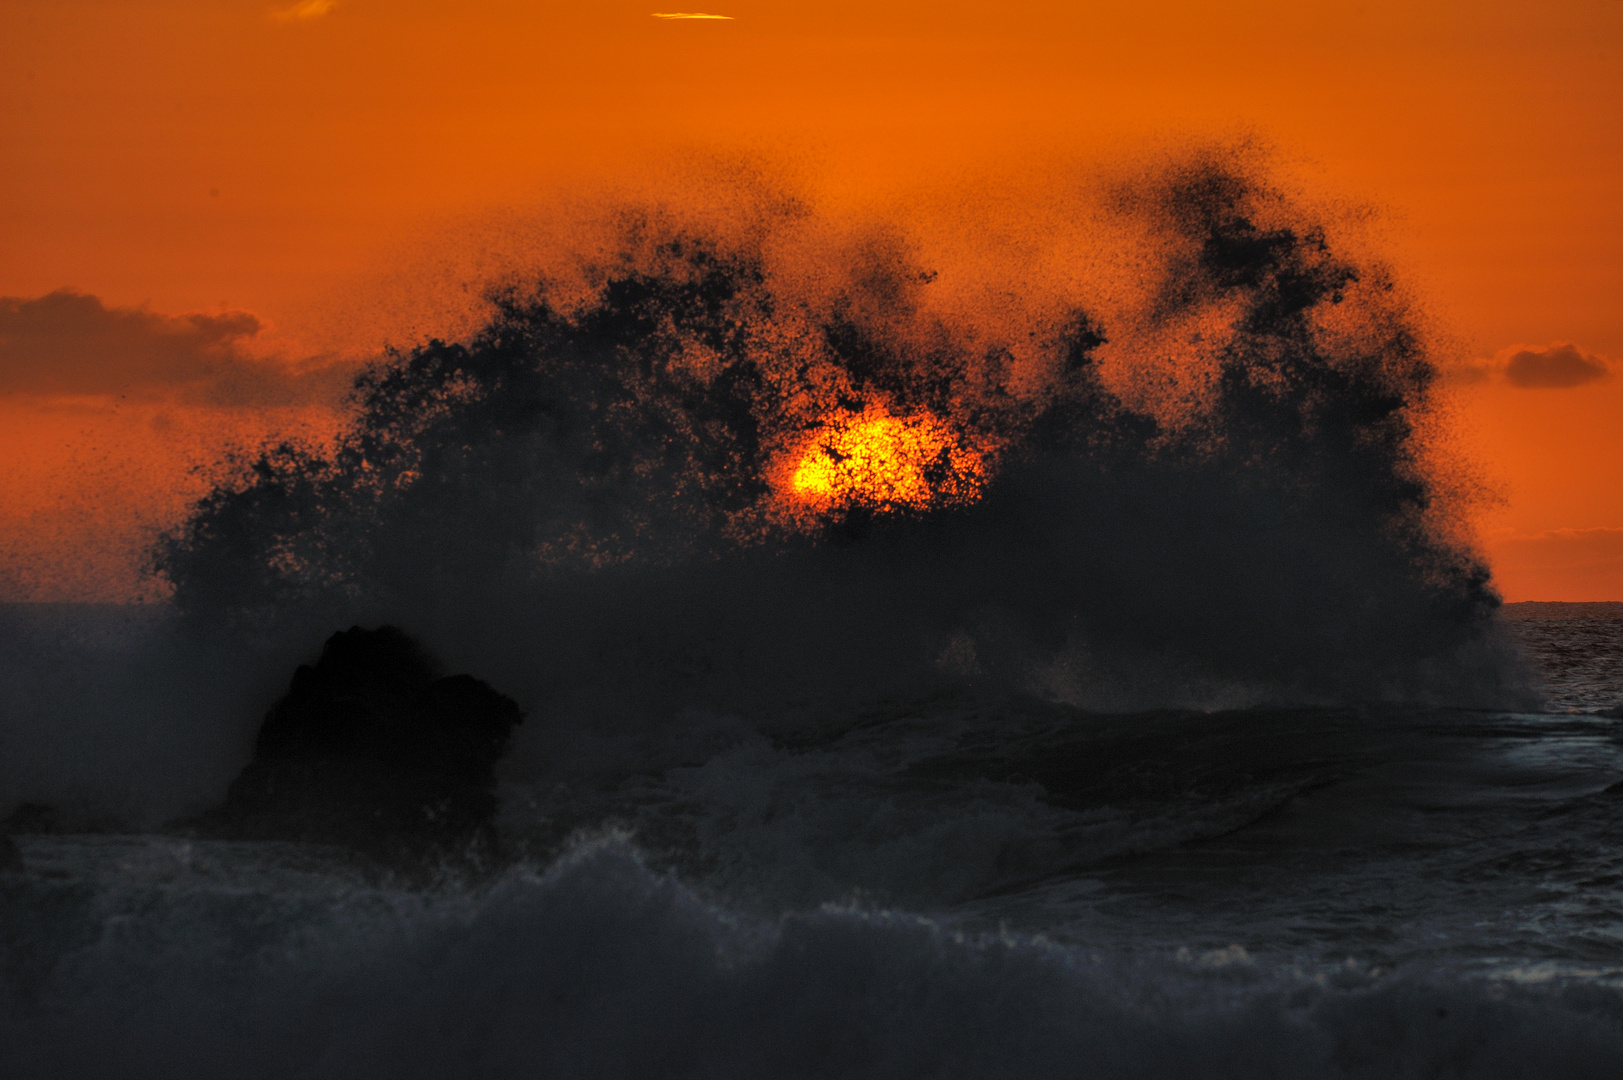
[205,626,522,862]
[1,802,112,836]
[0,833,21,873]
[2,804,60,835]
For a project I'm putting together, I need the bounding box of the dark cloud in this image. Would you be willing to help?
[0,290,354,405]
[1503,342,1609,389]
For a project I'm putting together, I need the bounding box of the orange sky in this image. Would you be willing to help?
[3,0,1621,600]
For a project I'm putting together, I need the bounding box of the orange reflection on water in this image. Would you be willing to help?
[789,408,984,511]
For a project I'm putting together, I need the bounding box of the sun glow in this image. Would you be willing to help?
[788,409,985,511]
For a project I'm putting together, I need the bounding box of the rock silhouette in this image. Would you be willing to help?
[0,834,20,873]
[2,804,62,835]
[210,626,522,861]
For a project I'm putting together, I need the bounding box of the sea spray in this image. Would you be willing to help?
[149,152,1522,725]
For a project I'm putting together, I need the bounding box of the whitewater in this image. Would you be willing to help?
[4,156,1622,1077]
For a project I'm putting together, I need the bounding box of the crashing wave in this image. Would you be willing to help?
[150,153,1521,717]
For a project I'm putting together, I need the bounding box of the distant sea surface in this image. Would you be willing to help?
[1502,601,1623,711]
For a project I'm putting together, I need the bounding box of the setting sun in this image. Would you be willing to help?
[788,409,985,511]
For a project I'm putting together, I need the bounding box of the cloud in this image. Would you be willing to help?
[1451,341,1611,390]
[0,290,353,406]
[1503,342,1610,388]
[1439,361,1492,387]
[651,13,735,20]
[271,1,335,22]
[1495,527,1623,566]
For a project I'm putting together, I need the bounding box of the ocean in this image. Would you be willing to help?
[4,159,1622,1077]
[1,607,1620,1078]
